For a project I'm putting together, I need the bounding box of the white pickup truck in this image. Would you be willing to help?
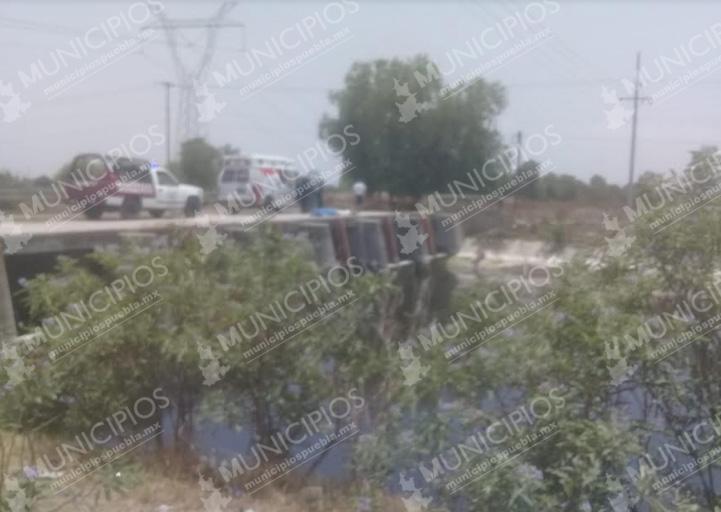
[106,165,204,219]
[66,154,204,219]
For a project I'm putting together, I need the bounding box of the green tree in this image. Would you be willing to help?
[541,173,585,200]
[0,170,29,188]
[515,160,542,199]
[178,138,222,191]
[221,143,241,156]
[0,229,405,507]
[635,170,665,197]
[320,55,506,198]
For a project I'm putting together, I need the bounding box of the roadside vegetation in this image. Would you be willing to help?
[3,148,721,510]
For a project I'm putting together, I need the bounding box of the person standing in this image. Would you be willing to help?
[352,180,367,210]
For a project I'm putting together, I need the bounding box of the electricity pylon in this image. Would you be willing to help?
[146,2,243,145]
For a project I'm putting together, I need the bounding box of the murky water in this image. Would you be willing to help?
[190,238,721,506]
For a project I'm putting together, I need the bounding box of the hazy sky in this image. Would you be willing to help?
[1,0,721,185]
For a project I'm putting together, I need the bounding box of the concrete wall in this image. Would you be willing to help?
[0,254,16,341]
[0,212,462,337]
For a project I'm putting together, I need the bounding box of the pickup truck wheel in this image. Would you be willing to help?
[184,196,201,217]
[83,201,105,220]
[149,209,165,218]
[263,195,280,212]
[120,196,142,219]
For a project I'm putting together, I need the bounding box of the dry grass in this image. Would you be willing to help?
[0,437,402,512]
[32,471,404,512]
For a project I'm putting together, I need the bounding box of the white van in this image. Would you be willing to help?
[217,154,297,211]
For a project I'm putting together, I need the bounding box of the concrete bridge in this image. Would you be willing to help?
[0,211,463,340]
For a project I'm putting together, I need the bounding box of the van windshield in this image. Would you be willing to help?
[221,167,249,183]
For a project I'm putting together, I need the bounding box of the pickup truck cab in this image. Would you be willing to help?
[64,154,203,219]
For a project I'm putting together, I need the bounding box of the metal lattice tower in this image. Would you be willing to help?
[146,2,243,144]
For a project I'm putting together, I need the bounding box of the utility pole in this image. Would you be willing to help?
[621,52,651,206]
[159,81,173,165]
[515,131,523,170]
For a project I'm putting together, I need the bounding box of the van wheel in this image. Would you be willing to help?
[120,196,142,219]
[149,209,165,219]
[84,201,105,220]
[184,196,201,217]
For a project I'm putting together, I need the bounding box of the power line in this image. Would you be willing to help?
[27,84,157,107]
[0,15,79,35]
[0,15,245,54]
